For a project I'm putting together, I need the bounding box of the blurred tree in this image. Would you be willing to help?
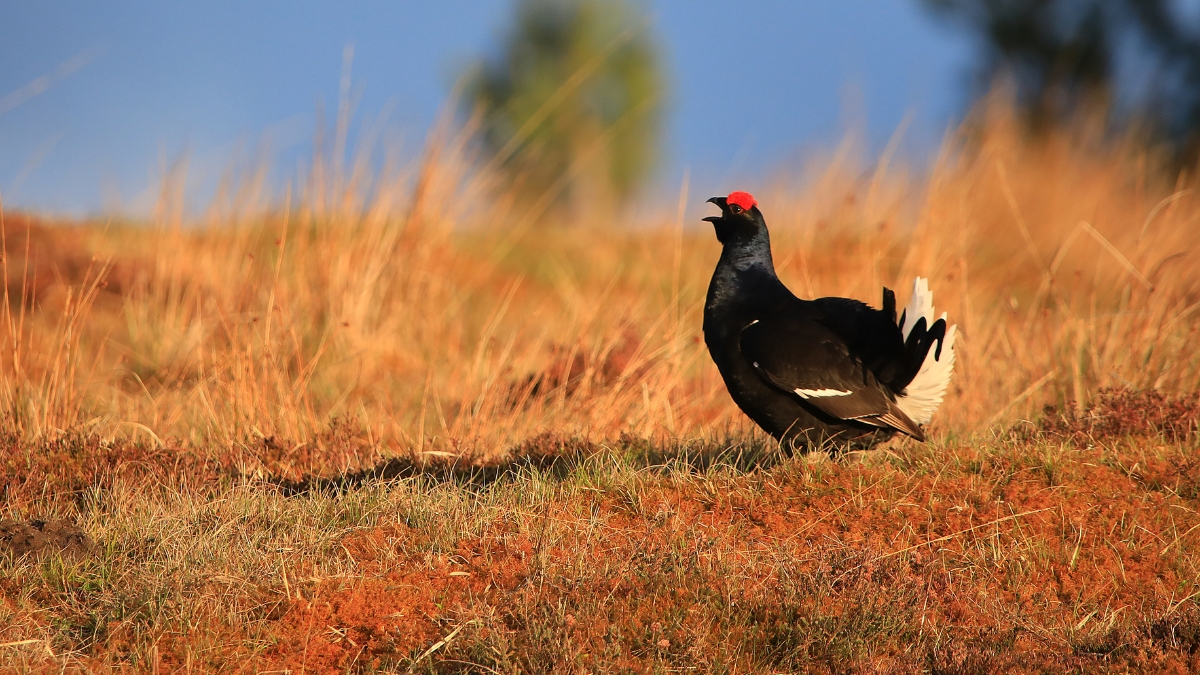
[463,0,664,213]
[926,0,1200,154]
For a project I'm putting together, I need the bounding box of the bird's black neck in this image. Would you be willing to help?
[706,228,791,326]
[718,229,777,279]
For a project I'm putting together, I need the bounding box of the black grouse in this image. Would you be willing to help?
[702,191,956,451]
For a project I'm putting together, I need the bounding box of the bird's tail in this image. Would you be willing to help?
[895,277,957,425]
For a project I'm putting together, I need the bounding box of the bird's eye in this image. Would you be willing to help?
[730,204,743,215]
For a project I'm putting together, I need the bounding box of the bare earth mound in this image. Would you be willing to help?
[0,520,93,558]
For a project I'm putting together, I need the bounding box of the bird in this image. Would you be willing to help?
[702,190,956,452]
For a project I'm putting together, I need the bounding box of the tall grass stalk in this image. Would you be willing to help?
[2,97,1199,453]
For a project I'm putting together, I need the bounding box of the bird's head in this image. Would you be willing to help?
[703,191,766,245]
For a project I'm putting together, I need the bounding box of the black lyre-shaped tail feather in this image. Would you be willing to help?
[882,287,898,325]
[899,315,948,391]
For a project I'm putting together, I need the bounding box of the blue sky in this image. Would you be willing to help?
[0,1,974,215]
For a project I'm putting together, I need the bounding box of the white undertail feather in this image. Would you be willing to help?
[895,277,957,425]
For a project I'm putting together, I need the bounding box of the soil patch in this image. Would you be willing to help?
[0,519,93,557]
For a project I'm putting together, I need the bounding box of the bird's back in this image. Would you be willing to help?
[809,296,910,391]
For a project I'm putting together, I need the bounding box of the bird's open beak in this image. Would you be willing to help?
[703,196,726,223]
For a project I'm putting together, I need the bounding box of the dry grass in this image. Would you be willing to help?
[2,102,1199,451]
[2,97,1200,672]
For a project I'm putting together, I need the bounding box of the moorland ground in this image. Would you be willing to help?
[2,103,1200,672]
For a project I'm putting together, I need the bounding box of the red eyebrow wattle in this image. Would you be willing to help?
[727,191,756,210]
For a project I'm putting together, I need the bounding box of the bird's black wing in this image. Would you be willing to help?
[739,316,925,440]
[813,293,948,392]
[810,296,911,389]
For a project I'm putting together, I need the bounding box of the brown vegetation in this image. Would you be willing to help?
[1038,388,1200,444]
[3,430,1200,672]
